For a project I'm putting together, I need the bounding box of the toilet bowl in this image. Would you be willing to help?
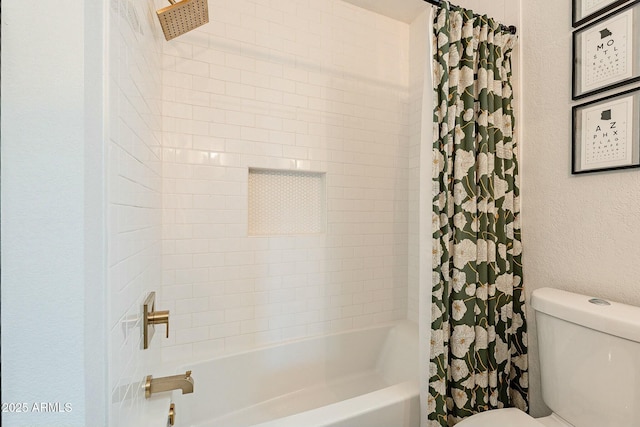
[455,408,571,427]
[455,408,543,426]
[453,288,640,427]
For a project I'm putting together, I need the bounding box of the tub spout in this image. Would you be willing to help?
[145,370,194,398]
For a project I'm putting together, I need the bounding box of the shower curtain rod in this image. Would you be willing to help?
[423,0,517,35]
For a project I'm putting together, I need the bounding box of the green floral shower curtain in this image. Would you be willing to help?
[428,3,528,426]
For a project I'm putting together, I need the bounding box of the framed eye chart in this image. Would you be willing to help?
[573,0,632,27]
[572,87,640,174]
[572,0,640,100]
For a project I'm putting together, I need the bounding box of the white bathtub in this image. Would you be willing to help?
[173,321,420,427]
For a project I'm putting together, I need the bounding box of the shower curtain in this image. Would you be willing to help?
[428,3,528,426]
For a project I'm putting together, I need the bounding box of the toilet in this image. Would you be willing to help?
[456,287,640,427]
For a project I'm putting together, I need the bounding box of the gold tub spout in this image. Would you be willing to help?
[145,371,194,398]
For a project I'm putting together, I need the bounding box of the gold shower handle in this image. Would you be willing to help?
[143,292,170,348]
[148,310,170,338]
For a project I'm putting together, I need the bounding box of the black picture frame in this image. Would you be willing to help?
[573,0,632,28]
[572,87,640,174]
[572,0,640,100]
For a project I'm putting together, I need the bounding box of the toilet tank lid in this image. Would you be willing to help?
[531,288,640,344]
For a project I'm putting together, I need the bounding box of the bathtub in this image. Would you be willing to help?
[173,321,420,427]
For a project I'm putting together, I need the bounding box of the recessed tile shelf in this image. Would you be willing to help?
[248,168,326,236]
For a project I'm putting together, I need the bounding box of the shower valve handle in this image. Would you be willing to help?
[143,292,170,348]
[148,310,170,338]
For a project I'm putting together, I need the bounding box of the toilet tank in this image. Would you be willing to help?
[531,288,640,427]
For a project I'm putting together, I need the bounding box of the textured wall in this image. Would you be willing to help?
[1,1,87,425]
[522,0,640,417]
[159,0,411,362]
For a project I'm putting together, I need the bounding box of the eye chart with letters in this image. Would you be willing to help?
[581,95,634,170]
[581,9,634,92]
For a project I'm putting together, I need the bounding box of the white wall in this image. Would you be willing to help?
[1,1,105,425]
[106,0,166,425]
[159,0,411,362]
[521,0,640,417]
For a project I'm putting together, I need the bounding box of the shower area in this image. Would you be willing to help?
[0,0,522,425]
[106,0,520,425]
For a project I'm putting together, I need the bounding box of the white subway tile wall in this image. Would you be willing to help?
[107,0,164,424]
[160,0,411,362]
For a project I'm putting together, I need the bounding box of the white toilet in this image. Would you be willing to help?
[457,287,640,427]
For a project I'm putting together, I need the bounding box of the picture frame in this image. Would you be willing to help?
[572,87,640,174]
[573,0,632,28]
[572,0,640,100]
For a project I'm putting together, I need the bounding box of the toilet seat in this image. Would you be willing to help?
[455,408,545,427]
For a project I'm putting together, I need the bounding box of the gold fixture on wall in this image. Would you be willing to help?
[145,371,194,398]
[156,0,209,41]
[143,292,170,349]
[168,403,176,426]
